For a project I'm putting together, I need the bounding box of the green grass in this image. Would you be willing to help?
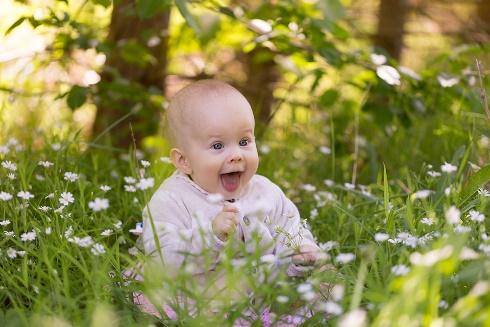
[0,118,489,326]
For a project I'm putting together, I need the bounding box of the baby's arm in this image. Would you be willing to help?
[271,185,321,268]
[140,191,226,273]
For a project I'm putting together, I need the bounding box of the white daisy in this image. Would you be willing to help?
[136,177,154,190]
[468,210,485,222]
[64,172,79,182]
[59,192,74,206]
[17,191,34,200]
[91,243,106,256]
[441,162,457,173]
[88,198,109,212]
[20,230,36,241]
[1,161,17,171]
[100,185,111,192]
[0,192,13,201]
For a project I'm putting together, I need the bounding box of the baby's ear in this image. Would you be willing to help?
[170,148,192,175]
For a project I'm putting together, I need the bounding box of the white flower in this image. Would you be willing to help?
[324,179,334,187]
[140,160,150,168]
[20,230,36,241]
[113,220,122,229]
[7,248,17,259]
[0,220,11,226]
[0,145,9,155]
[124,185,136,192]
[445,206,461,224]
[51,143,62,151]
[64,172,79,182]
[370,53,387,65]
[206,193,224,204]
[399,66,421,80]
[336,253,356,264]
[159,156,172,164]
[319,241,338,251]
[332,284,345,301]
[124,176,136,184]
[128,247,138,256]
[317,301,343,315]
[478,188,490,197]
[59,192,74,206]
[38,206,50,212]
[1,161,17,171]
[259,145,271,155]
[0,192,13,201]
[7,173,15,180]
[17,191,34,200]
[420,217,434,225]
[410,245,453,266]
[376,65,401,86]
[439,300,449,309]
[101,229,113,236]
[468,210,485,222]
[136,177,154,190]
[441,162,457,173]
[454,225,471,234]
[338,309,367,327]
[297,283,313,293]
[374,233,389,242]
[391,264,410,276]
[437,75,459,88]
[4,231,15,237]
[91,243,106,256]
[413,189,432,199]
[35,174,45,181]
[344,183,355,190]
[427,170,441,177]
[248,19,272,34]
[100,185,111,192]
[88,198,109,212]
[64,226,73,239]
[310,208,318,218]
[38,161,54,168]
[319,146,331,155]
[45,227,52,235]
[70,236,93,248]
[301,184,316,192]
[276,295,289,303]
[444,187,452,196]
[301,291,316,301]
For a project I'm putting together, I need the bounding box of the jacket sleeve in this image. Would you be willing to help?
[140,190,225,273]
[270,183,318,264]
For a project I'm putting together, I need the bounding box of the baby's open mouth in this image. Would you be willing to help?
[220,171,242,193]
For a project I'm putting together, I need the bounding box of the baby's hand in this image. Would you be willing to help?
[212,206,239,241]
[292,244,321,266]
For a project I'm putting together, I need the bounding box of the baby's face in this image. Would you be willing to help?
[180,93,259,200]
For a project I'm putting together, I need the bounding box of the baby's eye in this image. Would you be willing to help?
[239,138,249,146]
[212,142,224,150]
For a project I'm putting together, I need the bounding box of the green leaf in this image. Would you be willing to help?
[91,0,111,8]
[319,89,339,107]
[136,0,170,19]
[175,0,201,36]
[67,86,88,110]
[459,164,490,205]
[5,17,27,35]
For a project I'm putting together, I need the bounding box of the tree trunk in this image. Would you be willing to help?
[374,0,410,61]
[237,46,280,135]
[92,0,170,149]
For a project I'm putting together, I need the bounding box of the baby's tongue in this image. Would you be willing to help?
[221,172,240,192]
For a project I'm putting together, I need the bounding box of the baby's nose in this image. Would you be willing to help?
[229,149,243,162]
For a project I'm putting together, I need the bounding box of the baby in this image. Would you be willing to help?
[136,79,322,323]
